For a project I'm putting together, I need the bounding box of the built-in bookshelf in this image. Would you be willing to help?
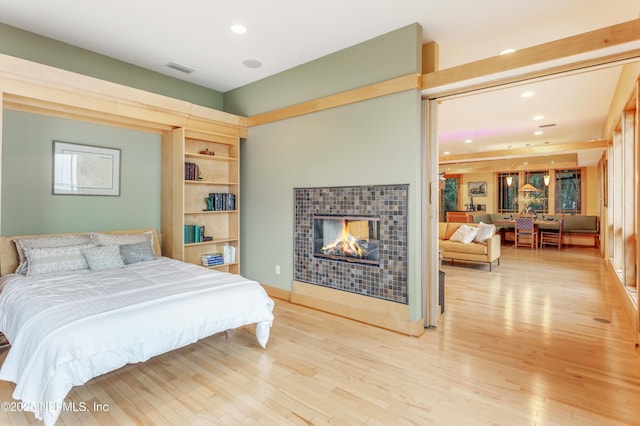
[162,128,239,274]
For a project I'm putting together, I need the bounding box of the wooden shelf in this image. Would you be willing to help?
[184,152,237,162]
[185,210,238,215]
[162,127,240,271]
[184,180,238,186]
[207,261,239,270]
[184,237,238,247]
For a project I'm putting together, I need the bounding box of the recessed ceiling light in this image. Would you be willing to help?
[243,59,263,68]
[533,115,544,121]
[443,151,450,155]
[521,91,535,98]
[231,24,247,34]
[534,130,544,135]
[500,48,516,55]
[464,139,473,144]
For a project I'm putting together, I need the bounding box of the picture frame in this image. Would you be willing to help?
[52,141,121,196]
[468,181,487,197]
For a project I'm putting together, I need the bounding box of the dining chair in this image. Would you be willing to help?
[540,217,564,249]
[515,216,538,249]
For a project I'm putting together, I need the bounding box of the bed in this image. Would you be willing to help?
[0,229,274,425]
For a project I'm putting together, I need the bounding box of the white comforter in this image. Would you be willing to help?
[0,257,274,425]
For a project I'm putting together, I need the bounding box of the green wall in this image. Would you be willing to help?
[0,22,224,110]
[224,23,422,116]
[1,109,161,235]
[226,23,425,321]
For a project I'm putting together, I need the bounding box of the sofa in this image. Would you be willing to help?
[439,222,501,271]
[471,213,599,247]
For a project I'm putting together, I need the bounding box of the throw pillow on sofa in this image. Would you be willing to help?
[449,224,479,244]
[474,222,496,243]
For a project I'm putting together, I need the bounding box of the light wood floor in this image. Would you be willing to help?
[2,245,639,425]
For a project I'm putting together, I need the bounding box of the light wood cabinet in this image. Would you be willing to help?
[162,127,240,274]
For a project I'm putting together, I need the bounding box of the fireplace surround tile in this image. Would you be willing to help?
[294,184,408,304]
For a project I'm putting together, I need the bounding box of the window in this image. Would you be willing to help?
[440,175,460,221]
[497,172,518,213]
[555,169,582,214]
[524,171,549,214]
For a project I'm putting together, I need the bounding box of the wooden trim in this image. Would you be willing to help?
[606,259,639,344]
[291,280,424,336]
[422,19,640,92]
[261,283,291,301]
[0,54,245,136]
[602,63,640,139]
[422,41,439,73]
[247,73,421,127]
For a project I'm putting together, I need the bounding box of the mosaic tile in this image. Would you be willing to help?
[293,184,408,304]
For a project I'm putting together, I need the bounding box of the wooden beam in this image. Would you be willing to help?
[422,41,439,73]
[247,73,421,127]
[0,54,246,136]
[439,140,608,163]
[422,19,640,91]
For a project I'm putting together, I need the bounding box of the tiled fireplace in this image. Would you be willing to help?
[294,184,408,304]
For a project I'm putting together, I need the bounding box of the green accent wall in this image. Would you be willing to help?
[224,23,422,116]
[227,23,425,321]
[1,109,161,235]
[0,22,223,110]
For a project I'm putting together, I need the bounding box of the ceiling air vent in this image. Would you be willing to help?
[539,123,556,128]
[166,62,195,74]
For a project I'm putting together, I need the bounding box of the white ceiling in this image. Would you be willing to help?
[0,0,639,165]
[437,64,625,167]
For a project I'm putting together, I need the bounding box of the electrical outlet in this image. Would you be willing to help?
[275,265,281,275]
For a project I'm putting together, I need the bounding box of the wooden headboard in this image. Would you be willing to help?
[0,228,162,276]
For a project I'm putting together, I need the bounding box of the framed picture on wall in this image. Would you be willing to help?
[52,141,121,196]
[468,181,487,197]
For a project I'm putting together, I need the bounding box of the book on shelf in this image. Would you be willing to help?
[184,225,207,244]
[201,253,224,266]
[205,192,236,211]
[184,161,200,181]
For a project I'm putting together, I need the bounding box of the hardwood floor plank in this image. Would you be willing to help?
[1,245,639,424]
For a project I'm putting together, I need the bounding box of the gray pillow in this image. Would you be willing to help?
[14,234,93,274]
[25,244,94,276]
[82,244,125,271]
[119,240,156,265]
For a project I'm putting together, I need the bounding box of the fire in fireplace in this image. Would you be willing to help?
[313,215,380,266]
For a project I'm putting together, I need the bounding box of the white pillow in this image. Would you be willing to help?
[449,225,479,244]
[25,244,95,276]
[474,222,496,243]
[13,234,93,274]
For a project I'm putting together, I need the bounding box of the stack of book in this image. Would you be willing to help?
[201,253,224,267]
[206,193,236,211]
[184,225,212,244]
[185,162,199,181]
